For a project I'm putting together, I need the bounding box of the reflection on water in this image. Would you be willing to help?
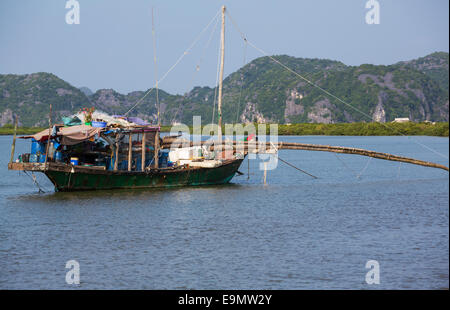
[0,135,448,289]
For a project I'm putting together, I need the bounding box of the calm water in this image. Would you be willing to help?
[0,135,448,289]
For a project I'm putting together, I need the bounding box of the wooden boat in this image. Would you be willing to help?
[7,6,246,192]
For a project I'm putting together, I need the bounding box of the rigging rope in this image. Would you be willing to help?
[235,40,248,123]
[189,15,220,86]
[124,9,221,117]
[225,10,449,161]
[171,13,220,124]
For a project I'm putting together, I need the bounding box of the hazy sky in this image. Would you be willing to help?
[0,0,448,94]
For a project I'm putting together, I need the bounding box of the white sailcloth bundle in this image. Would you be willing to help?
[74,111,136,127]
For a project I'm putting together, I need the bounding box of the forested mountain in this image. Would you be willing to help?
[1,52,448,126]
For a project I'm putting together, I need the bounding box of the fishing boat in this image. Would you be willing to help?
[8,121,245,191]
[7,6,246,192]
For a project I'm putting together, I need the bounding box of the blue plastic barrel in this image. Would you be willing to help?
[31,139,38,154]
[135,158,142,171]
[55,151,63,162]
[159,151,169,168]
[31,139,45,155]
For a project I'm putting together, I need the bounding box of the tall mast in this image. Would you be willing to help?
[152,7,160,168]
[217,5,226,145]
[152,7,160,126]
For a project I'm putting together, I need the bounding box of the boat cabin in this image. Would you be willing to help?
[17,123,167,172]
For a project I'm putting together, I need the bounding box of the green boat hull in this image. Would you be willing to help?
[43,159,244,191]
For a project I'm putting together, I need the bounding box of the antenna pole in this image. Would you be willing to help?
[217,5,226,146]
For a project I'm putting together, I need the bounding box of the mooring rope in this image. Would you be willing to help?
[67,169,73,189]
[23,171,46,193]
[276,155,318,179]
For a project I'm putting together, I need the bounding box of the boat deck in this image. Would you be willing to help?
[8,159,239,175]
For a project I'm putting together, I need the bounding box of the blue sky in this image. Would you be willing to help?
[0,0,448,94]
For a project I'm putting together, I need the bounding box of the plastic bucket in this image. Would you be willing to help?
[70,157,79,165]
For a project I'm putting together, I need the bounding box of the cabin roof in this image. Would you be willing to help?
[20,124,160,145]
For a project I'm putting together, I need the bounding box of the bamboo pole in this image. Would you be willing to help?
[272,141,448,171]
[141,132,146,171]
[161,140,449,172]
[114,133,119,171]
[128,133,132,171]
[217,5,226,146]
[44,104,52,169]
[275,142,449,171]
[9,116,18,164]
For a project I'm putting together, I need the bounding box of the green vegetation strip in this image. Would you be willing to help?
[1,122,448,137]
[162,122,449,137]
[0,125,46,135]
